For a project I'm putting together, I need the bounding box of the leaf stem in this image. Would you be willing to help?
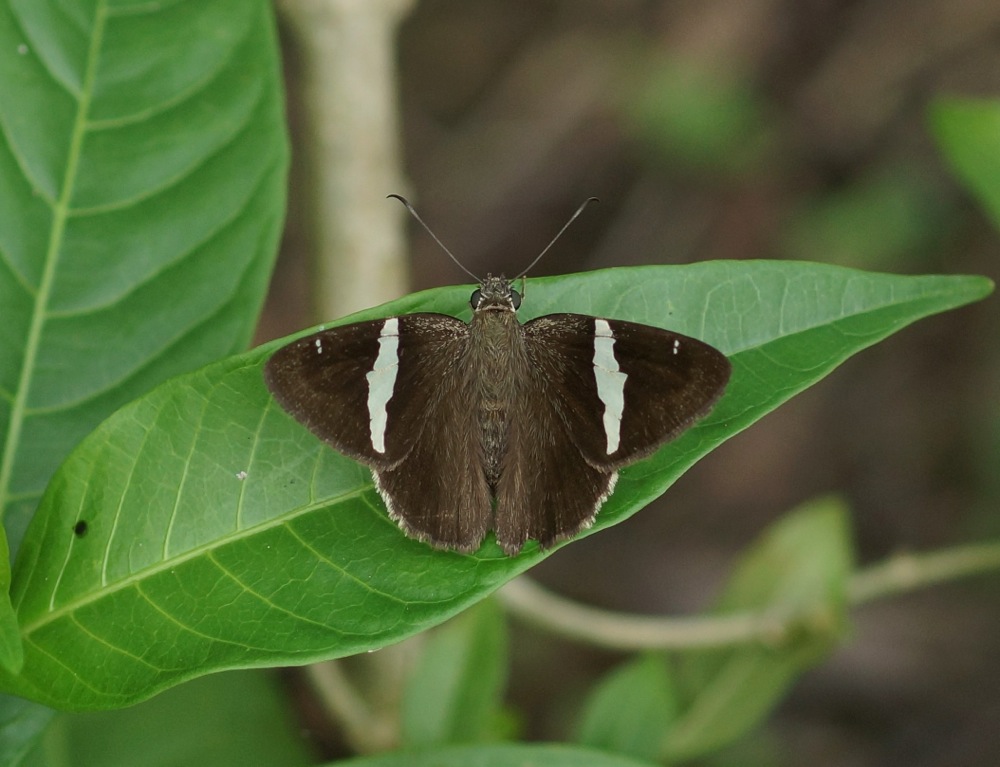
[305,635,423,754]
[847,541,1000,605]
[498,540,1000,651]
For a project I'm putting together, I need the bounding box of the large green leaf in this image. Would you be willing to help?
[0,0,288,552]
[0,527,21,675]
[1,263,992,709]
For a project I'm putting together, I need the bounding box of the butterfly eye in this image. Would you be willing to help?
[510,289,522,309]
[470,289,482,308]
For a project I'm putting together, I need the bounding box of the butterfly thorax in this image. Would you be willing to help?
[469,276,525,489]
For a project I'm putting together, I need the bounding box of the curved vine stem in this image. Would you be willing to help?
[847,541,1000,605]
[498,540,1000,651]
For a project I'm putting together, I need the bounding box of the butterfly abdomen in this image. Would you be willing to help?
[471,304,528,491]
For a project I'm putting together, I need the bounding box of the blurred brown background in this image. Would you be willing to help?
[264,1,1000,764]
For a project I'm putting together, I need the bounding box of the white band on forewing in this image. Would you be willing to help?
[593,319,626,454]
[367,318,400,453]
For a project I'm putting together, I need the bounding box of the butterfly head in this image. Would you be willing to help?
[470,274,521,314]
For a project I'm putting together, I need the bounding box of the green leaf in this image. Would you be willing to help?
[0,696,54,767]
[780,171,949,270]
[627,59,772,174]
[666,497,855,761]
[0,0,289,552]
[22,671,312,767]
[931,98,1000,228]
[4,263,992,710]
[0,527,22,675]
[401,599,509,747]
[575,654,678,762]
[714,497,853,616]
[335,743,659,767]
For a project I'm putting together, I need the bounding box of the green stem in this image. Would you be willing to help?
[499,577,786,650]
[499,540,1000,651]
[848,541,1000,605]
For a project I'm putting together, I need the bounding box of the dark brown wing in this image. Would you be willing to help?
[493,314,730,554]
[522,314,731,468]
[373,381,492,551]
[493,383,616,554]
[264,314,493,550]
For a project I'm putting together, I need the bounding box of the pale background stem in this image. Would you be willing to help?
[276,0,415,753]
[278,0,414,321]
[499,540,1000,651]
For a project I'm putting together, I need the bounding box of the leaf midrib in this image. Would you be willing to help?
[0,3,108,521]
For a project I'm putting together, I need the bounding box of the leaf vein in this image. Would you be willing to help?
[207,550,352,634]
[69,610,163,671]
[284,523,410,608]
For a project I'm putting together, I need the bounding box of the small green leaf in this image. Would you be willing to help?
[714,496,853,616]
[575,654,678,762]
[337,742,659,767]
[0,696,54,767]
[781,171,948,270]
[666,497,854,761]
[627,59,772,174]
[3,263,991,709]
[931,97,1000,227]
[401,599,509,747]
[22,671,312,767]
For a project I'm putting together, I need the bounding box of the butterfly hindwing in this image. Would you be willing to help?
[494,372,616,553]
[373,384,492,550]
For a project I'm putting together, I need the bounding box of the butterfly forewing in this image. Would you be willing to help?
[599,317,731,463]
[265,314,494,550]
[522,315,731,469]
[265,319,391,464]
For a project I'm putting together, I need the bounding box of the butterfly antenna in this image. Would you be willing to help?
[514,197,599,281]
[388,194,480,282]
